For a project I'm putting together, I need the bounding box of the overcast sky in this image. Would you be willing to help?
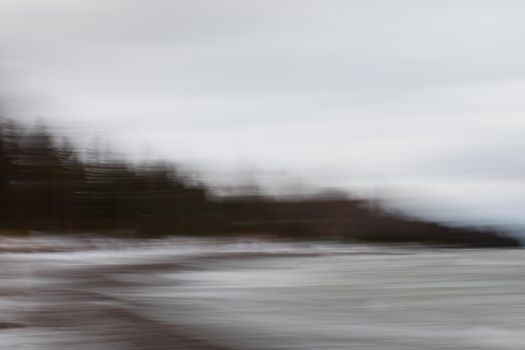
[2,0,525,228]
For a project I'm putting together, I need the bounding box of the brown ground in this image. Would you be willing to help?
[1,255,234,350]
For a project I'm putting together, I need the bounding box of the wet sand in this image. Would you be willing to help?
[0,253,234,350]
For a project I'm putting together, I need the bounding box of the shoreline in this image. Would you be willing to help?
[0,251,237,350]
[2,239,524,349]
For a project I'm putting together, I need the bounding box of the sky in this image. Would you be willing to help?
[1,0,525,229]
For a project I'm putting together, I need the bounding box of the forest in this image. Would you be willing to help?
[0,118,520,247]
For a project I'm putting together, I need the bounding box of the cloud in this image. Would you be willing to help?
[1,0,525,227]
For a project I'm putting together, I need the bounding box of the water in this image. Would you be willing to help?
[136,248,525,349]
[1,238,525,349]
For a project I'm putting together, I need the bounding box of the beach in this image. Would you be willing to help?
[1,237,525,350]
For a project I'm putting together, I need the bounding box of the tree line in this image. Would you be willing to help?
[0,119,520,247]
